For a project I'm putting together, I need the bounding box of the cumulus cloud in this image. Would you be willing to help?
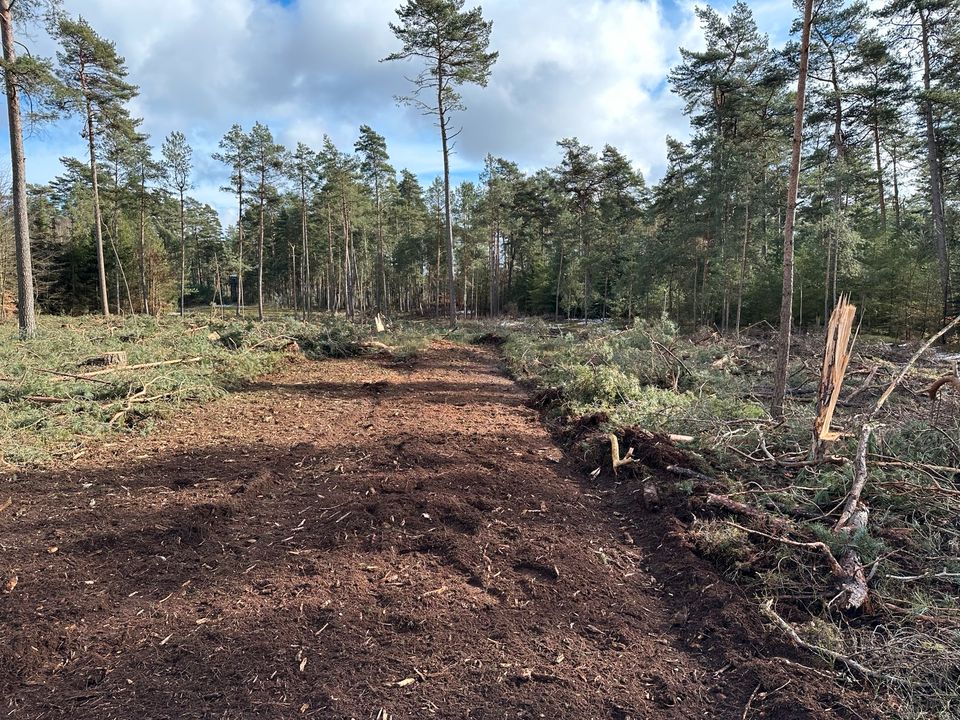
[3,0,796,223]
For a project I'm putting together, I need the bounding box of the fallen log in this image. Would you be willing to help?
[707,494,792,534]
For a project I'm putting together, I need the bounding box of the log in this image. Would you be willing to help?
[707,494,792,534]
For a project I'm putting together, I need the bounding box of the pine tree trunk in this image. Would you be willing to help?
[375,177,385,312]
[236,173,244,317]
[0,2,36,337]
[138,172,149,314]
[438,94,457,323]
[257,192,265,321]
[872,120,886,229]
[735,201,749,336]
[301,179,310,320]
[919,7,950,320]
[771,0,814,419]
[179,188,186,317]
[83,94,110,316]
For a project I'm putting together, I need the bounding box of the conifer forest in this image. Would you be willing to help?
[2,1,960,718]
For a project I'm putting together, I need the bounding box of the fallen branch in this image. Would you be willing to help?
[835,424,873,532]
[925,374,960,400]
[722,520,844,577]
[761,599,893,682]
[38,368,114,385]
[708,495,792,534]
[844,365,878,403]
[80,357,203,378]
[872,315,960,417]
[665,465,715,483]
[245,335,296,352]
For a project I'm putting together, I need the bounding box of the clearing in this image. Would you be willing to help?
[1,341,876,719]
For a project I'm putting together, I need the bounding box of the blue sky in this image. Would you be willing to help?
[4,0,796,225]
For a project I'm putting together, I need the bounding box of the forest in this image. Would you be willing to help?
[2,0,960,719]
[1,0,956,337]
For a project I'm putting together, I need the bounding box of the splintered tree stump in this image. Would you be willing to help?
[83,351,128,368]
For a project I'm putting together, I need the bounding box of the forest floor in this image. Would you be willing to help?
[0,339,879,720]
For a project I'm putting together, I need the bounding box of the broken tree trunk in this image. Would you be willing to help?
[83,351,128,368]
[811,295,857,461]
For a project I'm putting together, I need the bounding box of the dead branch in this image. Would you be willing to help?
[761,600,893,682]
[835,424,873,532]
[708,495,792,534]
[80,357,203,378]
[666,465,715,483]
[844,365,878,403]
[723,521,844,578]
[925,374,960,400]
[38,368,114,385]
[872,315,960,418]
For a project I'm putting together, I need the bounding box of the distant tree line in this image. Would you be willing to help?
[1,0,958,338]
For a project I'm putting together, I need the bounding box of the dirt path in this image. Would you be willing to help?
[1,342,873,719]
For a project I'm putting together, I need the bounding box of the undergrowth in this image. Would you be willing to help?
[497,317,960,718]
[0,313,373,467]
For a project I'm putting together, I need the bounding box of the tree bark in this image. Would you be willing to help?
[179,188,185,317]
[735,201,749,336]
[301,176,311,319]
[236,172,244,317]
[138,170,149,314]
[438,84,457,323]
[257,190,265,321]
[1,2,36,337]
[771,0,814,419]
[83,93,110,316]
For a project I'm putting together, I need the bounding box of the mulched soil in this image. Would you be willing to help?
[0,341,879,719]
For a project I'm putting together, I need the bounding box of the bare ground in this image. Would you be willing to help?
[0,341,878,719]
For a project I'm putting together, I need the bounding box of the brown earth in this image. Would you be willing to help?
[0,341,879,719]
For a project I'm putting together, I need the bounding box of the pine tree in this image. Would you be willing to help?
[385,0,498,322]
[246,122,284,321]
[355,125,394,313]
[0,0,61,336]
[213,125,251,316]
[288,142,317,319]
[162,131,192,317]
[54,15,137,317]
